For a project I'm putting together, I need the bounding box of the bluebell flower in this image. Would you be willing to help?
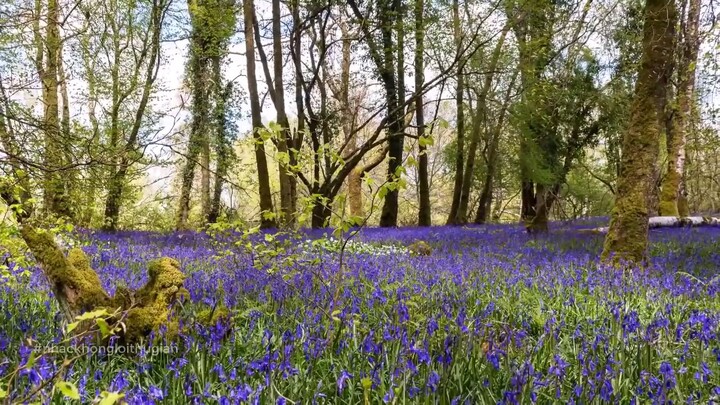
[337,370,353,394]
[427,370,440,392]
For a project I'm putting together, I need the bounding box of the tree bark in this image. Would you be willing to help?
[244,0,276,228]
[506,0,553,223]
[200,133,211,219]
[271,0,295,226]
[177,34,209,229]
[602,0,677,264]
[208,57,231,224]
[379,0,404,227]
[41,0,71,219]
[446,0,464,225]
[659,0,699,217]
[589,216,720,233]
[290,0,303,215]
[330,17,364,218]
[415,0,431,226]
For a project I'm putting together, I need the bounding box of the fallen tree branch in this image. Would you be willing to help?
[581,216,720,233]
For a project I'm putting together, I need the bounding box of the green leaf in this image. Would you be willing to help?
[418,135,434,147]
[268,121,282,133]
[24,350,37,369]
[98,391,124,405]
[56,381,80,400]
[96,318,111,338]
[258,128,272,141]
[0,386,7,399]
[76,309,109,321]
[66,321,79,334]
[378,185,389,199]
[277,151,290,166]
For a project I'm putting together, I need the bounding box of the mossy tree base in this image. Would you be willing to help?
[20,224,188,343]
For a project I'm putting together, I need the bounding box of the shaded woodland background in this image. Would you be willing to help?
[1,0,719,239]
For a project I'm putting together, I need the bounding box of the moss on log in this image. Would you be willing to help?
[19,224,187,344]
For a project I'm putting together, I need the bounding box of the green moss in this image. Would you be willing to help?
[21,226,110,313]
[197,306,231,326]
[111,285,133,309]
[678,195,690,217]
[124,301,177,343]
[122,257,187,343]
[21,225,188,344]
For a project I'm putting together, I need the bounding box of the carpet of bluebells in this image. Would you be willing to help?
[1,219,720,404]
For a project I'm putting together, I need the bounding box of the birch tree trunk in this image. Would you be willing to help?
[659,0,699,217]
[41,0,71,218]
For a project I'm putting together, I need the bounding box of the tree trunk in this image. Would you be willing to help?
[589,216,720,233]
[348,168,364,217]
[19,222,186,343]
[311,198,332,228]
[331,17,364,219]
[602,0,676,264]
[521,181,536,220]
[272,0,295,226]
[57,42,77,221]
[208,57,231,224]
[446,0,464,225]
[379,0,404,227]
[659,0,699,217]
[415,0,431,226]
[41,0,71,219]
[291,0,304,215]
[244,0,276,228]
[176,33,208,230]
[200,133,211,219]
[103,0,164,231]
[474,69,516,224]
[456,25,509,224]
[507,0,553,224]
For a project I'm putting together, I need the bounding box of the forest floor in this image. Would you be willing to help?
[1,220,720,403]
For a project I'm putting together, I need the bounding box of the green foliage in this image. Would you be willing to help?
[187,0,236,57]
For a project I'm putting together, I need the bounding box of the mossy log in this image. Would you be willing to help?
[407,240,433,256]
[20,224,188,343]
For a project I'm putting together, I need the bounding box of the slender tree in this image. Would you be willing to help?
[244,0,276,228]
[378,0,406,227]
[659,0,700,217]
[446,0,465,225]
[103,0,168,231]
[415,0,431,226]
[455,24,509,225]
